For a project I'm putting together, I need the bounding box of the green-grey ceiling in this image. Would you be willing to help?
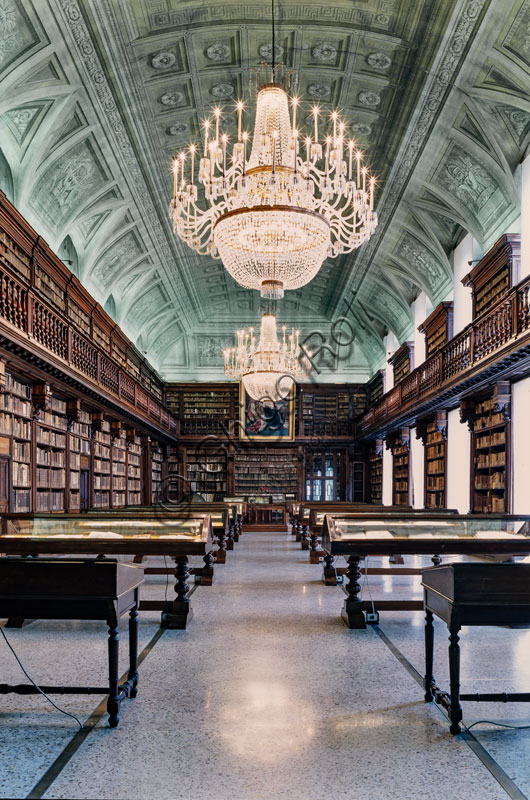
[0,0,528,380]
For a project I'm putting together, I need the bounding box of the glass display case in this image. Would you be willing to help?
[319,512,530,629]
[2,513,210,542]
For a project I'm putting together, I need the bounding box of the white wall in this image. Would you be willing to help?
[521,152,530,283]
[453,233,474,335]
[511,377,530,513]
[412,292,430,368]
[410,431,424,508]
[383,331,400,392]
[382,444,393,505]
[446,408,471,513]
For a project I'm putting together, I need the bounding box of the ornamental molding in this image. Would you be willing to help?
[341,0,488,307]
[57,0,191,329]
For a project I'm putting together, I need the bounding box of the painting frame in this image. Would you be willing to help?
[238,383,295,442]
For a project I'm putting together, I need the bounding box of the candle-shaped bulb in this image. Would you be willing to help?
[172,158,179,199]
[312,105,320,143]
[213,106,222,143]
[202,118,210,157]
[236,100,244,141]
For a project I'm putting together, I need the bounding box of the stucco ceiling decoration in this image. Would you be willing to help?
[0,0,530,378]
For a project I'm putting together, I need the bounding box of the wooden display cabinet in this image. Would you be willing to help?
[462,383,511,513]
[388,342,414,385]
[367,440,383,505]
[462,234,520,319]
[417,412,447,509]
[418,302,454,358]
[387,429,411,507]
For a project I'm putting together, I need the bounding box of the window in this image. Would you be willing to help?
[305,451,341,501]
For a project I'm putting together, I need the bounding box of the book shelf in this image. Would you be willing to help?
[471,385,510,513]
[423,415,447,509]
[388,342,414,385]
[418,303,454,359]
[352,461,365,502]
[111,433,127,508]
[235,449,298,496]
[389,430,410,506]
[67,407,91,511]
[185,446,227,501]
[3,373,33,512]
[34,390,67,512]
[367,371,384,406]
[151,446,163,503]
[127,434,142,505]
[462,234,520,319]
[166,387,234,435]
[93,418,111,508]
[300,390,352,436]
[367,442,383,504]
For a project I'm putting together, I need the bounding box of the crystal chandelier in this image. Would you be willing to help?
[224,313,312,402]
[169,9,378,299]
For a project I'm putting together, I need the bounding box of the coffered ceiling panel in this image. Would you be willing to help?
[1,0,529,380]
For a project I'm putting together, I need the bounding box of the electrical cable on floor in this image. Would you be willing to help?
[463,720,530,732]
[163,554,169,602]
[0,625,83,729]
[360,556,376,616]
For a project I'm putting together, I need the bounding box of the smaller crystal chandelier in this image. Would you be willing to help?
[224,313,312,402]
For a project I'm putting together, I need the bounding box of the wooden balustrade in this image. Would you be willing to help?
[0,266,176,436]
[358,274,530,435]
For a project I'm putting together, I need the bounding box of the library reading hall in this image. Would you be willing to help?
[4,0,530,798]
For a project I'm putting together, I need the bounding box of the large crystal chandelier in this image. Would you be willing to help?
[224,313,312,402]
[169,12,378,299]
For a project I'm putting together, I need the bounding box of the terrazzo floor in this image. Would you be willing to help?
[1,530,529,799]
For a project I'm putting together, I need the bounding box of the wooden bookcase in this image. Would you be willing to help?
[388,342,414,385]
[151,444,163,504]
[111,426,127,508]
[165,385,235,436]
[388,429,410,506]
[468,383,511,513]
[126,433,142,506]
[33,385,67,512]
[235,448,298,496]
[92,415,111,508]
[300,387,364,437]
[367,440,383,505]
[367,371,384,406]
[418,413,447,509]
[462,234,520,319]
[67,406,91,512]
[418,302,454,358]
[4,372,32,512]
[185,445,227,501]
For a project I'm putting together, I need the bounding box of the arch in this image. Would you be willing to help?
[0,148,14,203]
[57,235,79,277]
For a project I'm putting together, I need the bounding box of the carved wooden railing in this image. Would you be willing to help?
[358,275,530,435]
[0,258,177,436]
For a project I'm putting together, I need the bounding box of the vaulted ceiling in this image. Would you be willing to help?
[0,0,529,380]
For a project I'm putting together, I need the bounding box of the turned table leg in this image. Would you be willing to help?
[199,552,215,585]
[226,521,235,550]
[309,533,324,564]
[128,607,139,698]
[107,621,120,727]
[424,608,435,703]
[448,623,462,734]
[322,552,337,586]
[341,555,366,629]
[215,529,227,564]
[295,521,302,541]
[161,556,193,629]
[300,525,311,550]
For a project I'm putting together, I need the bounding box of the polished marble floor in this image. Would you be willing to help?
[1,530,529,799]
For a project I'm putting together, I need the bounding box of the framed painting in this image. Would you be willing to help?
[238,384,295,441]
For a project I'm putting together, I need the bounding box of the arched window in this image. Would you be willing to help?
[0,148,14,203]
[104,294,116,319]
[57,236,79,276]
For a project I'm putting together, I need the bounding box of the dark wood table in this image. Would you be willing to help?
[422,563,530,734]
[319,513,530,628]
[244,504,288,532]
[0,557,143,727]
[0,513,214,629]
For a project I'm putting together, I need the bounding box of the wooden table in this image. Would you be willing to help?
[0,557,143,727]
[0,514,214,629]
[422,563,530,734]
[243,504,288,532]
[319,513,530,628]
